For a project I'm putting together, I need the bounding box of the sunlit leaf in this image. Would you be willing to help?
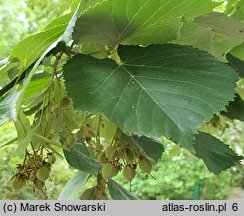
[73,0,218,46]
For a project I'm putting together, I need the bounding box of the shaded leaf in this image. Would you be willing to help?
[63,141,100,175]
[80,43,108,59]
[107,180,138,200]
[194,132,243,174]
[173,22,214,54]
[122,133,164,162]
[195,12,244,60]
[64,44,238,150]
[222,94,244,121]
[226,53,244,78]
[58,171,90,200]
[73,0,218,46]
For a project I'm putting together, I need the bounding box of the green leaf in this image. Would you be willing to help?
[226,53,244,78]
[173,22,214,55]
[77,0,106,14]
[0,39,61,126]
[195,12,244,60]
[80,43,108,59]
[222,94,244,121]
[99,116,117,143]
[13,111,33,156]
[107,180,139,200]
[44,13,73,30]
[23,73,51,99]
[63,141,100,175]
[237,86,244,100]
[0,5,80,126]
[63,44,238,150]
[231,43,244,61]
[0,137,17,149]
[71,0,81,11]
[194,132,243,174]
[0,58,19,80]
[122,133,164,162]
[8,1,81,70]
[9,26,66,69]
[58,171,90,200]
[73,0,218,46]
[0,87,23,125]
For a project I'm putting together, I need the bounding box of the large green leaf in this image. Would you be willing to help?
[63,44,238,150]
[63,141,101,175]
[194,132,243,174]
[58,171,90,200]
[122,133,164,162]
[73,0,218,46]
[107,180,138,200]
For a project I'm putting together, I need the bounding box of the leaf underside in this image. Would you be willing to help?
[58,171,90,200]
[63,44,238,150]
[108,180,139,200]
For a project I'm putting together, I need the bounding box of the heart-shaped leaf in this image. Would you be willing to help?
[63,44,238,150]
